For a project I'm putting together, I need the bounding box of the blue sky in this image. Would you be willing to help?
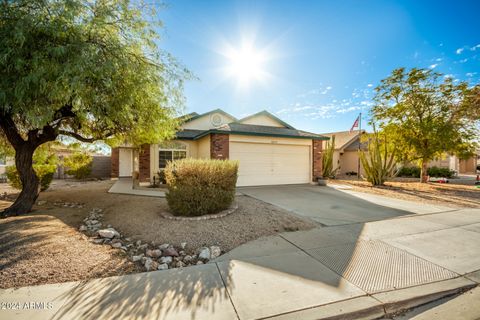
[158,0,480,133]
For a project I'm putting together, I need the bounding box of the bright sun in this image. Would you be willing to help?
[223,42,269,86]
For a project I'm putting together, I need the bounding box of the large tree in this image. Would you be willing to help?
[372,68,479,182]
[0,0,190,217]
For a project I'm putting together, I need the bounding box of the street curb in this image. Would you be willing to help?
[262,277,477,320]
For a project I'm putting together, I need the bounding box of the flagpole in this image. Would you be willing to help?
[357,112,362,180]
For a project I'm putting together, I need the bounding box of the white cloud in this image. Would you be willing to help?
[459,58,468,63]
[435,58,443,62]
[336,106,361,114]
[367,83,373,87]
[456,48,464,54]
[466,72,477,77]
[429,64,438,69]
[470,44,480,51]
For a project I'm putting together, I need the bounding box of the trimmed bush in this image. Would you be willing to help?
[63,152,92,179]
[397,166,454,178]
[397,166,421,178]
[165,158,238,216]
[427,166,454,178]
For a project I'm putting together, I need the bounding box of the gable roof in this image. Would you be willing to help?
[176,124,328,141]
[183,109,237,123]
[321,130,365,150]
[236,110,296,129]
[177,112,199,122]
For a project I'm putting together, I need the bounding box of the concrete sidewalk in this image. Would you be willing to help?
[108,178,166,197]
[1,209,479,320]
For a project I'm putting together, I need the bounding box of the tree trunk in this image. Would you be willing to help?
[420,160,429,183]
[1,145,40,217]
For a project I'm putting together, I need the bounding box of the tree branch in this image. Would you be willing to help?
[58,130,96,143]
[0,113,25,147]
[58,130,114,143]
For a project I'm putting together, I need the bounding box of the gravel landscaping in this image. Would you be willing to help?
[0,180,316,288]
[332,179,480,208]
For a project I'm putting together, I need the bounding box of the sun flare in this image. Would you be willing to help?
[223,42,269,87]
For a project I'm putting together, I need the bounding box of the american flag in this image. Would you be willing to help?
[350,115,360,132]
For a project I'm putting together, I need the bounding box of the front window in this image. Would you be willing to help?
[158,142,187,169]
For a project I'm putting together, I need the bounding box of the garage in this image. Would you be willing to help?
[230,140,311,186]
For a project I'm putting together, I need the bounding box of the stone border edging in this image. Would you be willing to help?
[159,203,238,221]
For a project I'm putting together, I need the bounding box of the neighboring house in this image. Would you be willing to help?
[429,152,479,175]
[111,109,329,186]
[320,130,365,177]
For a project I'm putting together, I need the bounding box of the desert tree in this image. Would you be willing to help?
[371,68,479,182]
[0,0,190,217]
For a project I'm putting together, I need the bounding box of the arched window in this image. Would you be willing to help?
[158,142,187,169]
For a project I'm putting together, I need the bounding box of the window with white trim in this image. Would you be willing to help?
[158,142,187,169]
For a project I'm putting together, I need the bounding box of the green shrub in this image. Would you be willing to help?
[5,164,56,191]
[63,152,92,179]
[396,166,454,178]
[5,165,21,189]
[397,166,421,178]
[427,166,454,178]
[158,170,166,184]
[165,158,238,216]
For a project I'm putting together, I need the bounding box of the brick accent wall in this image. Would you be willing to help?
[312,140,323,181]
[139,144,150,182]
[210,133,229,159]
[111,148,119,178]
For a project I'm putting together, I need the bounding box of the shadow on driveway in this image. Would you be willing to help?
[239,184,414,226]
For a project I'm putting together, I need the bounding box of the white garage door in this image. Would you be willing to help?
[230,142,311,186]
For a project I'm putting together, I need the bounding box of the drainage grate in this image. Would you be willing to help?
[307,240,458,293]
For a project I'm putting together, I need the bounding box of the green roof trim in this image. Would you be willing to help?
[236,110,296,129]
[176,129,329,141]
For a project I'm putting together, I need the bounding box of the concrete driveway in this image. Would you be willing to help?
[239,184,450,226]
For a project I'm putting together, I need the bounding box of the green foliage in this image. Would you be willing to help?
[63,152,93,179]
[321,136,338,178]
[5,166,21,190]
[396,166,455,179]
[6,145,57,191]
[0,0,191,146]
[397,166,421,178]
[427,166,455,178]
[165,159,238,216]
[360,130,397,186]
[371,68,480,181]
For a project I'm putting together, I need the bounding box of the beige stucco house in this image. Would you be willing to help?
[321,130,479,177]
[320,130,365,177]
[111,109,329,186]
[429,152,479,175]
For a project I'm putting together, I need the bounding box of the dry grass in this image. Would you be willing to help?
[0,180,315,288]
[332,179,480,208]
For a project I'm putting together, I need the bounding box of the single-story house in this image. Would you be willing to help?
[320,130,365,177]
[111,109,329,186]
[429,152,479,175]
[321,130,479,176]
